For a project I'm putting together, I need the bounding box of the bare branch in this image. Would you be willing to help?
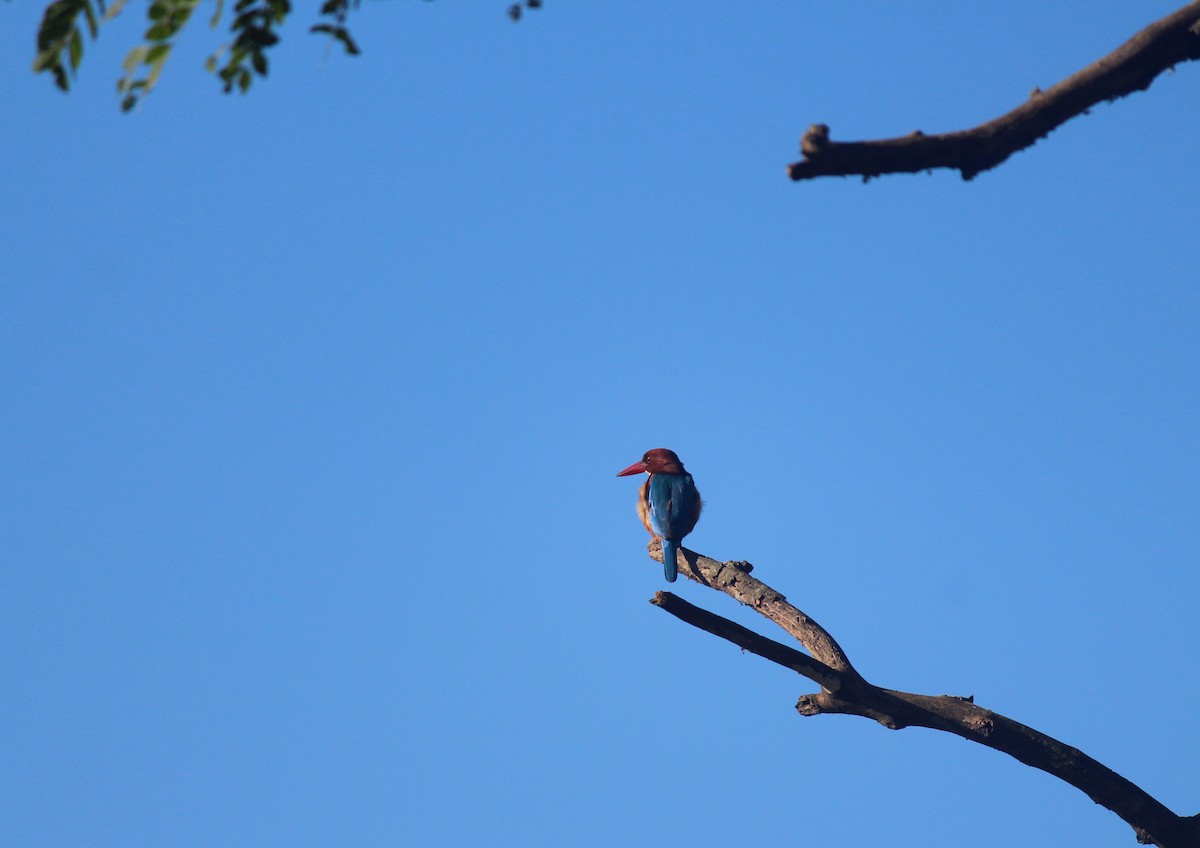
[798,689,1200,847]
[650,590,847,693]
[787,1,1200,182]
[653,540,861,681]
[649,544,1200,847]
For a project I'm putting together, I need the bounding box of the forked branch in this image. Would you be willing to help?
[786,1,1200,182]
[647,542,1200,848]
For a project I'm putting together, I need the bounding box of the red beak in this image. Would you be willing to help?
[616,460,648,477]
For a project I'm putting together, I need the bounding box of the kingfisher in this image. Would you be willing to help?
[617,448,702,582]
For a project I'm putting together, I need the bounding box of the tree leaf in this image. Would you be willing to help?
[120,44,148,74]
[68,27,83,70]
[145,43,170,64]
[104,0,130,22]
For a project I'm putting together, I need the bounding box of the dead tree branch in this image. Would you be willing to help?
[786,1,1200,182]
[647,541,1200,848]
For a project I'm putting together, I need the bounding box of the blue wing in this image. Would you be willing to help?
[647,473,700,582]
[646,473,698,538]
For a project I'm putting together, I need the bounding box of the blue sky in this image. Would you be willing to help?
[3,2,1198,846]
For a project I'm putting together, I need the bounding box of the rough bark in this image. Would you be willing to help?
[786,1,1200,182]
[647,541,1200,848]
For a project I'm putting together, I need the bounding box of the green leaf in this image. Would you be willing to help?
[204,43,225,72]
[243,28,278,47]
[232,10,258,30]
[120,44,148,74]
[82,0,99,37]
[68,27,83,69]
[145,43,169,64]
[144,51,168,86]
[33,47,57,73]
[104,0,131,22]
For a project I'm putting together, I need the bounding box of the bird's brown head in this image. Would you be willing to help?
[616,448,686,477]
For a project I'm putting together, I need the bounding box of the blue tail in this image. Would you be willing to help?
[662,539,679,582]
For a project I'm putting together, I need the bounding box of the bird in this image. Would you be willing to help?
[616,448,702,582]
